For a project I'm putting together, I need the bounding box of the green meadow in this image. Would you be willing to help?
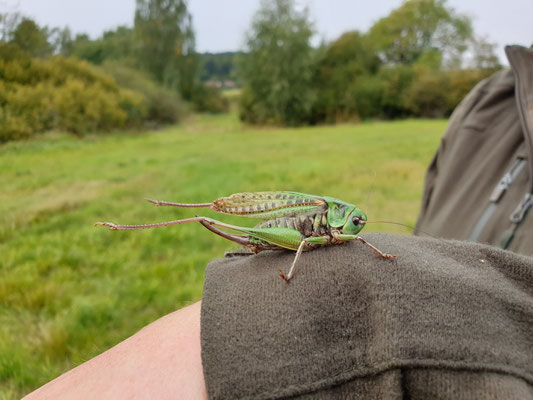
[0,112,446,398]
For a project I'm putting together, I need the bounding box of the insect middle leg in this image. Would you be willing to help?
[279,236,328,283]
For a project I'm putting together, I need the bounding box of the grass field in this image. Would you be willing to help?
[0,112,446,398]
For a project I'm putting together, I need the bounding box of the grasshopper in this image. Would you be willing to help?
[95,191,396,282]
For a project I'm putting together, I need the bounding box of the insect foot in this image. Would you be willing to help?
[94,222,118,230]
[279,270,292,283]
[354,236,396,260]
[380,253,397,260]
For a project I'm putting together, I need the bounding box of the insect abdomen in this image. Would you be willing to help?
[257,214,329,237]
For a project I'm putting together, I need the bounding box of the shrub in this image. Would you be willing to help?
[347,75,386,120]
[311,31,380,123]
[377,66,415,119]
[102,61,185,124]
[404,65,449,118]
[191,84,229,113]
[0,44,145,142]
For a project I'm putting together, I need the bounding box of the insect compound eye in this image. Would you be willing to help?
[352,217,360,226]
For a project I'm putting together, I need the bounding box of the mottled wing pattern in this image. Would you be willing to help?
[211,191,327,219]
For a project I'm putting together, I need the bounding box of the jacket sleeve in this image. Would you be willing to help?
[200,233,533,399]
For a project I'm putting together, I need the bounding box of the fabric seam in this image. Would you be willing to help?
[240,358,533,400]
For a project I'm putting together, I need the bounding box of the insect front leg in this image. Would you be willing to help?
[332,233,396,259]
[280,236,328,283]
[354,236,396,259]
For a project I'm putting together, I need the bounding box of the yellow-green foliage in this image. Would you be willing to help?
[0,113,446,398]
[102,61,185,124]
[311,62,496,122]
[0,43,145,142]
[444,68,496,114]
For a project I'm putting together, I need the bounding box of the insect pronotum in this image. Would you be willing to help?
[95,191,396,282]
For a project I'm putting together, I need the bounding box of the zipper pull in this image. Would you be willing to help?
[510,193,533,223]
[490,158,526,203]
[490,173,513,202]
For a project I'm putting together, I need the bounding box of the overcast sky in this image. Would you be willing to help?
[2,0,532,63]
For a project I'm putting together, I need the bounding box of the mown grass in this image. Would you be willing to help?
[0,112,445,398]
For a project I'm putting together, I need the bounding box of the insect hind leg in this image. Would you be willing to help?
[198,219,280,253]
[95,216,206,230]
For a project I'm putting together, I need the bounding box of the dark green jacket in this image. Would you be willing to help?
[415,45,533,255]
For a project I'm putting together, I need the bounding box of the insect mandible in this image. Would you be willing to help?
[95,191,396,282]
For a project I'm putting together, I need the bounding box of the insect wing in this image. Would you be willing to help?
[211,191,327,219]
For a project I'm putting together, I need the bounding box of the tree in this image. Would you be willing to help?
[134,0,196,98]
[10,18,52,57]
[239,0,316,125]
[312,31,381,122]
[199,52,238,82]
[0,12,21,42]
[69,26,135,65]
[368,0,472,67]
[52,27,74,56]
[468,36,501,70]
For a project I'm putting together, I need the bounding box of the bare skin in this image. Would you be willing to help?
[23,302,207,400]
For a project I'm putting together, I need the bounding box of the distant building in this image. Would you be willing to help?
[205,80,222,88]
[223,80,236,88]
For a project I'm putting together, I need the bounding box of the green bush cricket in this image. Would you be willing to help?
[95,191,396,282]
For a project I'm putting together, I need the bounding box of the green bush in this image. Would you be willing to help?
[377,66,415,119]
[238,87,262,124]
[404,65,449,118]
[347,75,386,120]
[102,61,185,124]
[311,31,380,123]
[0,43,145,142]
[192,84,229,113]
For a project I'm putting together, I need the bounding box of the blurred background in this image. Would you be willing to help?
[0,0,530,397]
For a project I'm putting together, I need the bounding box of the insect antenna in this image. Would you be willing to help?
[364,220,435,238]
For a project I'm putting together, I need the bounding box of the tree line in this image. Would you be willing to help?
[0,0,501,142]
[239,0,501,125]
